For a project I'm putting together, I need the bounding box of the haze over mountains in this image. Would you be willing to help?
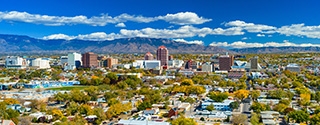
[0,34,320,54]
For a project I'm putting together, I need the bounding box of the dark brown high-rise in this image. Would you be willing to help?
[156,46,168,66]
[82,52,98,68]
[219,55,234,71]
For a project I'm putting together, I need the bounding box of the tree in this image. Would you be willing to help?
[107,98,120,106]
[54,92,69,104]
[299,94,311,106]
[251,90,261,101]
[106,102,132,119]
[250,102,267,113]
[93,108,106,125]
[171,116,197,125]
[3,98,19,105]
[206,104,215,111]
[180,79,194,86]
[311,113,320,125]
[70,89,90,104]
[47,108,64,121]
[250,113,260,125]
[84,86,99,101]
[234,90,250,101]
[208,92,228,102]
[66,101,79,115]
[106,72,118,84]
[268,89,288,99]
[314,91,320,103]
[232,114,247,125]
[137,101,152,111]
[183,97,196,104]
[273,103,288,114]
[288,110,309,123]
[79,104,93,116]
[229,101,239,110]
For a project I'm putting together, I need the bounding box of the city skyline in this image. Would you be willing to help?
[1,0,320,48]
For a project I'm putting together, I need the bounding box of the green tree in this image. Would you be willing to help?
[106,72,118,84]
[206,104,215,111]
[107,98,120,106]
[250,102,267,113]
[311,113,320,125]
[93,108,106,125]
[250,113,260,125]
[208,91,228,102]
[229,101,239,110]
[251,90,261,101]
[171,116,197,125]
[137,101,152,111]
[288,110,309,123]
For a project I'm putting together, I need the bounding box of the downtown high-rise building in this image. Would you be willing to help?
[250,56,258,70]
[82,52,98,68]
[156,46,169,66]
[218,55,234,71]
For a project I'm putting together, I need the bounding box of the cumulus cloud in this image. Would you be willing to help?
[115,23,126,27]
[224,20,277,33]
[157,12,212,25]
[173,39,204,45]
[0,11,211,26]
[42,34,75,40]
[42,25,244,41]
[209,40,320,48]
[277,23,320,39]
[257,34,265,37]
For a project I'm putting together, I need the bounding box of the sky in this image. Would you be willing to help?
[1,0,320,48]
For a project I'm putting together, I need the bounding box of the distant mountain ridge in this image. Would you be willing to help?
[1,34,319,54]
[0,34,229,54]
[231,46,320,54]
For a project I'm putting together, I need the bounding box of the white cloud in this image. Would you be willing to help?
[241,37,248,40]
[257,34,265,37]
[115,23,126,27]
[268,35,272,37]
[173,39,204,45]
[277,23,320,39]
[209,40,320,48]
[0,11,211,26]
[42,34,75,40]
[42,25,244,41]
[157,12,212,25]
[224,20,277,33]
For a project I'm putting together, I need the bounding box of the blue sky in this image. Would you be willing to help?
[1,0,320,48]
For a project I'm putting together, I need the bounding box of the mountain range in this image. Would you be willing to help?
[0,34,228,54]
[0,34,320,54]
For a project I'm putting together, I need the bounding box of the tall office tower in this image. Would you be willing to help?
[250,56,258,70]
[82,52,98,68]
[144,52,154,60]
[66,52,82,70]
[156,46,169,66]
[218,55,234,71]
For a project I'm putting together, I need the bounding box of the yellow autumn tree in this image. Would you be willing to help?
[299,94,311,106]
[3,98,19,105]
[234,89,250,101]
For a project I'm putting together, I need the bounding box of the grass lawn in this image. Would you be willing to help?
[46,86,87,91]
